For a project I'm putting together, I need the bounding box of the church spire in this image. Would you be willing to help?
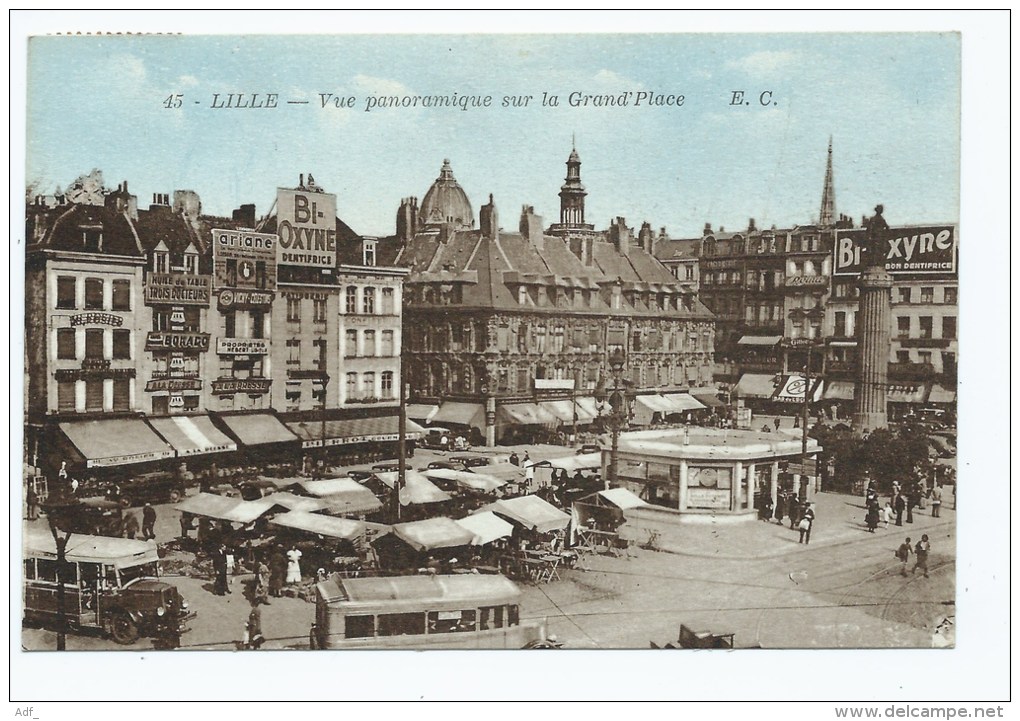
[819,136,836,227]
[560,140,585,225]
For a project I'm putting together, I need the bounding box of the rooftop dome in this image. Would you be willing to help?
[419,159,474,230]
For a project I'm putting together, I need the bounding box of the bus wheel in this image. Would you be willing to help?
[110,614,139,645]
[168,489,182,503]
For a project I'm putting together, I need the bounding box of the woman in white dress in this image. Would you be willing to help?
[286,546,303,584]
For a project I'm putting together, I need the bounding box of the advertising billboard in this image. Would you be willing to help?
[144,273,212,305]
[833,226,957,277]
[772,375,824,403]
[212,229,278,289]
[276,188,338,268]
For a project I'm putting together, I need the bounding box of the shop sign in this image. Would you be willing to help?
[686,487,731,510]
[773,375,824,403]
[168,394,185,408]
[144,273,211,305]
[212,229,278,290]
[833,226,957,277]
[784,275,829,288]
[276,188,337,268]
[145,331,211,352]
[55,363,135,382]
[87,449,174,468]
[216,337,269,355]
[169,354,185,369]
[145,378,202,392]
[70,312,122,327]
[300,433,401,449]
[212,378,272,395]
[217,289,275,309]
[534,379,575,391]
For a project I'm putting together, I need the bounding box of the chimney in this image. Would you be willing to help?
[299,173,304,189]
[609,217,631,257]
[703,222,712,237]
[396,196,419,242]
[748,217,756,232]
[232,203,257,228]
[638,221,655,254]
[519,206,544,250]
[479,194,499,239]
[173,190,202,223]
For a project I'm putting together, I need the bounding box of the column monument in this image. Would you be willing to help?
[852,205,893,434]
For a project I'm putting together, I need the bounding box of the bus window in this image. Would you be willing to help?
[344,615,375,639]
[428,610,477,633]
[508,605,519,626]
[378,612,426,637]
[36,559,76,584]
[23,558,35,580]
[80,562,101,586]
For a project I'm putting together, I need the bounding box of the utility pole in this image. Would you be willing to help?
[397,379,407,522]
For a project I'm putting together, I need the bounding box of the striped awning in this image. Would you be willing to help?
[735,373,779,399]
[216,413,299,446]
[498,403,558,425]
[737,335,782,346]
[286,416,425,449]
[148,415,237,457]
[662,393,707,412]
[59,418,175,468]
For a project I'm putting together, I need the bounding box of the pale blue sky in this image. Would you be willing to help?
[27,33,960,237]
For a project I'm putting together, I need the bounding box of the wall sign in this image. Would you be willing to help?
[144,273,211,305]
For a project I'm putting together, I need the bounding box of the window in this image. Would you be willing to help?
[942,316,957,340]
[942,352,957,376]
[920,287,934,304]
[112,329,131,360]
[363,240,377,266]
[362,288,375,314]
[56,276,76,309]
[346,286,358,314]
[917,351,933,366]
[345,330,358,357]
[184,253,198,275]
[57,328,76,360]
[84,278,104,310]
[896,350,910,364]
[362,372,375,396]
[255,261,267,289]
[896,317,910,339]
[834,312,847,338]
[685,265,694,281]
[112,379,130,411]
[313,298,327,324]
[313,339,327,371]
[286,297,301,323]
[943,287,957,304]
[345,615,375,639]
[551,326,565,353]
[535,326,546,353]
[85,329,104,359]
[183,395,200,412]
[183,307,201,333]
[225,259,238,287]
[346,372,358,399]
[155,252,169,274]
[377,612,425,637]
[57,381,76,412]
[381,288,395,314]
[287,339,301,366]
[111,279,131,311]
[223,311,236,338]
[380,330,395,357]
[251,310,265,339]
[85,379,104,411]
[897,287,911,304]
[919,316,933,339]
[152,395,170,415]
[381,371,394,399]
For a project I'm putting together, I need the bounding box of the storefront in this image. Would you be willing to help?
[285,415,425,464]
[604,428,822,523]
[54,418,176,473]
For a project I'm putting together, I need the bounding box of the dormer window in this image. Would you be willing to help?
[518,286,527,305]
[154,251,169,274]
[184,252,198,275]
[363,240,377,267]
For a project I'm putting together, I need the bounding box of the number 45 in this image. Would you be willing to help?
[163,94,183,109]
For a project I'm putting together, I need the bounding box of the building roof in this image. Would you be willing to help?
[419,159,474,230]
[27,202,145,258]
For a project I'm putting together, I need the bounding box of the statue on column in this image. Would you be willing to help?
[863,204,889,269]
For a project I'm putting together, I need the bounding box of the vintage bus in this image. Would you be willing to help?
[312,573,551,649]
[23,529,195,645]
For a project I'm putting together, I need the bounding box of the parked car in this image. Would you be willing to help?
[372,462,401,473]
[577,444,603,455]
[419,460,468,472]
[67,498,124,537]
[450,455,490,468]
[238,478,278,501]
[346,470,373,482]
[105,471,187,508]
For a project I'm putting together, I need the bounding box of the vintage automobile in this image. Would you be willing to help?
[450,455,491,468]
[66,498,124,537]
[23,529,195,645]
[105,471,187,508]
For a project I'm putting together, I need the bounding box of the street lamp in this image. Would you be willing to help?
[39,479,79,651]
[607,347,628,490]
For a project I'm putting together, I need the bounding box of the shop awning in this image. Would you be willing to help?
[823,380,855,401]
[927,384,957,404]
[575,397,602,423]
[269,510,365,540]
[537,400,579,423]
[546,453,602,472]
[735,373,779,399]
[373,471,453,506]
[216,413,299,447]
[254,491,329,513]
[432,402,486,430]
[422,468,508,493]
[286,416,425,449]
[634,395,674,414]
[456,512,515,546]
[391,517,474,552]
[887,385,930,404]
[147,415,237,457]
[484,494,571,534]
[662,393,707,412]
[597,488,648,510]
[737,335,783,347]
[691,390,725,408]
[176,492,277,525]
[498,403,558,425]
[59,418,175,468]
[297,478,383,515]
[405,404,440,423]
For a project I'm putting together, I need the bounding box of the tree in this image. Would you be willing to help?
[810,423,933,493]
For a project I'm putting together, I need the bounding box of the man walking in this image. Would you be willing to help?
[894,493,905,527]
[141,503,157,541]
[26,484,38,521]
[773,417,781,431]
[798,503,815,544]
[930,484,942,518]
[912,534,931,578]
[123,511,140,540]
[896,537,913,576]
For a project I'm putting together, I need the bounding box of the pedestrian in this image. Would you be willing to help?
[26,484,38,521]
[179,512,192,540]
[509,451,520,467]
[255,558,271,605]
[952,483,956,510]
[774,417,781,431]
[70,478,79,495]
[774,491,786,526]
[58,461,68,481]
[788,496,801,530]
[269,548,287,597]
[930,484,942,518]
[882,501,894,529]
[245,604,264,650]
[123,512,140,540]
[896,537,913,576]
[760,492,774,522]
[798,503,814,544]
[912,534,931,578]
[524,462,535,490]
[894,493,905,527]
[213,544,230,595]
[905,489,915,524]
[142,503,157,541]
[865,500,880,533]
[286,546,303,585]
[522,451,531,465]
[794,414,801,429]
